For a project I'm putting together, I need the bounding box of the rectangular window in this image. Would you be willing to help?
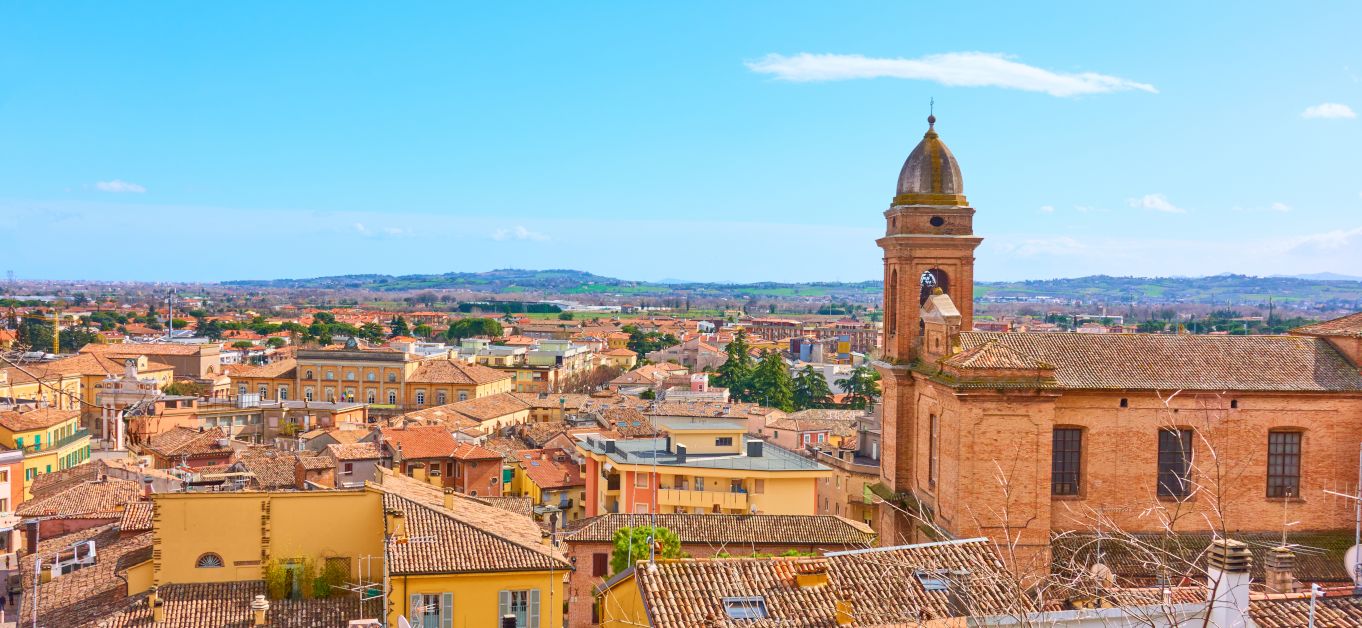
[928,414,939,488]
[409,591,452,628]
[1051,428,1082,496]
[1267,431,1302,498]
[342,462,354,475]
[499,589,540,628]
[715,437,733,447]
[634,473,649,489]
[1157,429,1194,498]
[592,552,608,577]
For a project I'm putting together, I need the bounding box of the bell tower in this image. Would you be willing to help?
[878,114,981,363]
[875,115,983,511]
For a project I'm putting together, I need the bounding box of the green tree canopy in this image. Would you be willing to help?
[713,329,755,401]
[611,526,683,575]
[838,365,882,409]
[388,316,411,338]
[749,351,795,412]
[792,365,833,410]
[446,317,504,342]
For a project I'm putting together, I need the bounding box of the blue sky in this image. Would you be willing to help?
[3,2,1360,283]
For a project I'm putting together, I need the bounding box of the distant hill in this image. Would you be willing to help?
[224,270,1362,308]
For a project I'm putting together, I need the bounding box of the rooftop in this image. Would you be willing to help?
[567,513,875,546]
[576,434,827,473]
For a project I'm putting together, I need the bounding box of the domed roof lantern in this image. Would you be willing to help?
[895,114,966,205]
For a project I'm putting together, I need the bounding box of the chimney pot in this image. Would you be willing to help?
[251,594,270,625]
[1265,545,1297,594]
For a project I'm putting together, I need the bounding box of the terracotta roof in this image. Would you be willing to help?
[628,538,1029,627]
[382,425,460,459]
[119,500,154,532]
[603,347,637,357]
[0,406,80,432]
[519,421,570,446]
[98,581,365,627]
[1291,312,1362,338]
[479,495,535,518]
[1251,588,1362,627]
[510,392,591,410]
[395,403,482,431]
[480,435,532,461]
[941,339,1054,370]
[229,447,300,489]
[140,427,232,459]
[1052,531,1358,585]
[408,358,512,385]
[20,525,152,626]
[83,342,208,356]
[373,468,567,575]
[18,353,177,380]
[567,514,875,546]
[957,331,1362,392]
[30,460,104,498]
[17,476,143,519]
[452,442,504,461]
[439,393,529,422]
[297,451,336,470]
[222,358,297,379]
[516,448,584,490]
[327,442,381,461]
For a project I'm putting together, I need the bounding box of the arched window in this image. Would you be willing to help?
[387,390,397,404]
[195,553,225,568]
[920,269,949,305]
[304,370,314,380]
[367,372,376,381]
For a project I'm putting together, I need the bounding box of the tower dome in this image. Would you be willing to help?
[895,115,964,199]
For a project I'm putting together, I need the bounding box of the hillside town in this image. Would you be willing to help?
[2,114,1361,627]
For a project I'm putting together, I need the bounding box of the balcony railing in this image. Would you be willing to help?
[657,488,749,510]
[21,429,90,455]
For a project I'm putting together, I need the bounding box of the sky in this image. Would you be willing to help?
[3,2,1361,284]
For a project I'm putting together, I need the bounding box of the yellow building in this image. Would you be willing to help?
[0,364,82,411]
[134,467,569,627]
[226,341,513,410]
[576,418,831,517]
[0,407,92,497]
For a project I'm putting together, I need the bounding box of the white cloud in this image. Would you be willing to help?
[1233,201,1293,212]
[491,225,549,241]
[1283,226,1362,252]
[1301,103,1356,119]
[744,52,1157,97]
[354,222,372,236]
[354,222,408,238]
[1039,205,1055,213]
[1127,193,1185,213]
[95,179,146,193]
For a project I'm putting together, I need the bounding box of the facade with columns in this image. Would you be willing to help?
[873,117,1362,577]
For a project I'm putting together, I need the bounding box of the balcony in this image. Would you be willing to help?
[22,429,90,455]
[0,552,16,571]
[605,477,620,493]
[657,488,749,511]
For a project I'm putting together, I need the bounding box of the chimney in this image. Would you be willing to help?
[746,440,763,457]
[24,519,39,555]
[142,476,154,499]
[251,594,270,626]
[675,443,687,463]
[443,487,455,511]
[1206,538,1253,628]
[793,558,829,588]
[834,596,854,626]
[1264,545,1296,594]
[149,586,165,623]
[385,509,408,544]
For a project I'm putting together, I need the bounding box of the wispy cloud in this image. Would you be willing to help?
[1283,226,1362,252]
[491,225,549,241]
[95,179,146,193]
[1038,205,1055,213]
[744,52,1157,97]
[1233,202,1293,212]
[1301,103,1356,119]
[354,222,409,238]
[1127,193,1185,213]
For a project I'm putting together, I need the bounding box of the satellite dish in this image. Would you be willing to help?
[1344,545,1362,585]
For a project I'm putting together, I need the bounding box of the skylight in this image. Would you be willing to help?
[721,596,769,620]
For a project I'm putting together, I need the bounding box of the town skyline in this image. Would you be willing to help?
[4,3,1361,283]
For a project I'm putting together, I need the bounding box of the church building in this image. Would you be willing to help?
[874,115,1362,577]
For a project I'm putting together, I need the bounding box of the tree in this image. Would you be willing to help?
[388,316,411,338]
[359,322,386,343]
[611,526,683,575]
[58,327,100,353]
[446,318,504,342]
[713,329,756,400]
[163,381,207,397]
[266,337,287,349]
[793,365,833,410]
[17,315,53,351]
[622,324,679,356]
[638,389,656,400]
[838,365,881,409]
[231,340,255,349]
[558,312,575,321]
[748,351,795,411]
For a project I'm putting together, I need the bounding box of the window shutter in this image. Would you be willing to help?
[440,592,453,628]
[529,589,541,627]
[592,552,608,577]
[499,590,511,622]
[409,594,422,624]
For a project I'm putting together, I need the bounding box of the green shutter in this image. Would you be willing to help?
[528,589,540,627]
[440,592,453,628]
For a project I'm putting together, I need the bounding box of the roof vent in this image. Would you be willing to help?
[675,443,687,463]
[603,439,616,453]
[747,441,763,457]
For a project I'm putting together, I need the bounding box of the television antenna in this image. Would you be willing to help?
[1322,442,1362,590]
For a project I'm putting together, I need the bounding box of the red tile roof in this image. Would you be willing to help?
[382,425,460,459]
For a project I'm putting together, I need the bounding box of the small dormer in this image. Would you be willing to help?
[919,288,962,363]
